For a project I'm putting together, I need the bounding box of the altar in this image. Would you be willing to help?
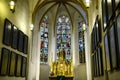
[49,49,74,80]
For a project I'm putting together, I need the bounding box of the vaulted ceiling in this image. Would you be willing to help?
[29,0,88,26]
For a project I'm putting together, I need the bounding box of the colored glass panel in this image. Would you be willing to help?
[56,15,71,60]
[40,16,48,64]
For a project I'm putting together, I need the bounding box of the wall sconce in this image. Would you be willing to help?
[30,24,34,31]
[85,0,90,8]
[82,23,86,31]
[9,0,15,13]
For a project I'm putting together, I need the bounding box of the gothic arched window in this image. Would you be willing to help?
[78,18,85,63]
[40,16,48,64]
[56,15,71,60]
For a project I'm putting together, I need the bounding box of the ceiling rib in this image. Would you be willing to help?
[33,0,88,30]
[68,2,87,23]
[33,0,55,23]
[67,0,87,16]
[63,3,74,33]
[53,3,61,36]
[33,0,88,24]
[38,2,58,30]
[66,2,85,23]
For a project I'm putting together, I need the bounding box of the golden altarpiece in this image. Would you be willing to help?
[49,49,74,80]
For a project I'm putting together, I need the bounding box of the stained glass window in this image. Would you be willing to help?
[40,16,48,64]
[56,15,71,60]
[78,19,85,63]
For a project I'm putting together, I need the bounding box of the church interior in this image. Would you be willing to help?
[0,0,120,80]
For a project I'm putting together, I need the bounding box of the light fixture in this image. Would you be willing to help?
[82,23,86,31]
[85,0,90,8]
[9,0,15,13]
[30,24,34,30]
